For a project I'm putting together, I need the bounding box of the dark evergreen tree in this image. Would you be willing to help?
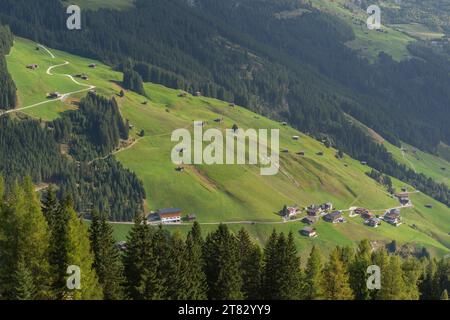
[89,211,126,300]
[203,224,243,300]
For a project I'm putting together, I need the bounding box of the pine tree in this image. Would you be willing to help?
[321,248,354,300]
[237,228,262,300]
[43,190,71,299]
[123,215,163,300]
[402,258,421,300]
[420,258,440,300]
[0,178,51,299]
[184,222,207,300]
[89,211,125,300]
[165,232,190,300]
[65,204,103,300]
[12,257,36,300]
[377,255,406,300]
[262,231,302,299]
[349,240,372,300]
[204,224,243,300]
[303,245,323,300]
[262,229,279,299]
[370,247,390,300]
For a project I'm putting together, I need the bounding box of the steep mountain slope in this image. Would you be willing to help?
[5,37,450,258]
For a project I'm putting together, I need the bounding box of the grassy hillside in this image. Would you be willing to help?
[311,0,414,61]
[6,37,450,258]
[385,142,450,187]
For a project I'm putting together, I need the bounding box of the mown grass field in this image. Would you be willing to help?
[6,37,450,258]
[385,141,450,187]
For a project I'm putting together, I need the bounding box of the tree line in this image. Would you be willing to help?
[0,177,448,300]
[0,24,16,110]
[0,93,145,221]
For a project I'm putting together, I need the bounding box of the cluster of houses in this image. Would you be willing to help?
[351,206,402,227]
[352,207,381,228]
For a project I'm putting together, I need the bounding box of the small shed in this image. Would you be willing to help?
[300,227,317,237]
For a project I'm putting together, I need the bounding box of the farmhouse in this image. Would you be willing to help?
[302,216,318,225]
[306,204,322,217]
[88,63,96,68]
[383,208,401,226]
[282,205,299,219]
[26,64,38,70]
[47,92,62,99]
[194,91,202,97]
[366,217,381,228]
[292,135,300,140]
[300,227,317,237]
[320,202,333,212]
[323,211,344,223]
[281,121,288,126]
[395,193,410,206]
[157,208,182,224]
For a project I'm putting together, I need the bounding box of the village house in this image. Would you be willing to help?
[366,217,381,228]
[300,227,317,238]
[156,208,182,224]
[282,205,299,220]
[320,202,333,212]
[302,216,318,225]
[323,211,344,223]
[383,208,402,226]
[395,193,410,206]
[292,135,300,140]
[306,204,323,217]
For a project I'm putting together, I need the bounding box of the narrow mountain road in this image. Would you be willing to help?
[0,44,96,118]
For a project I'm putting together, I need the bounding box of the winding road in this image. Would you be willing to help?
[0,44,96,118]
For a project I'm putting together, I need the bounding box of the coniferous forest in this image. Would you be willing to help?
[0,178,448,300]
[0,92,145,221]
[0,25,16,110]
